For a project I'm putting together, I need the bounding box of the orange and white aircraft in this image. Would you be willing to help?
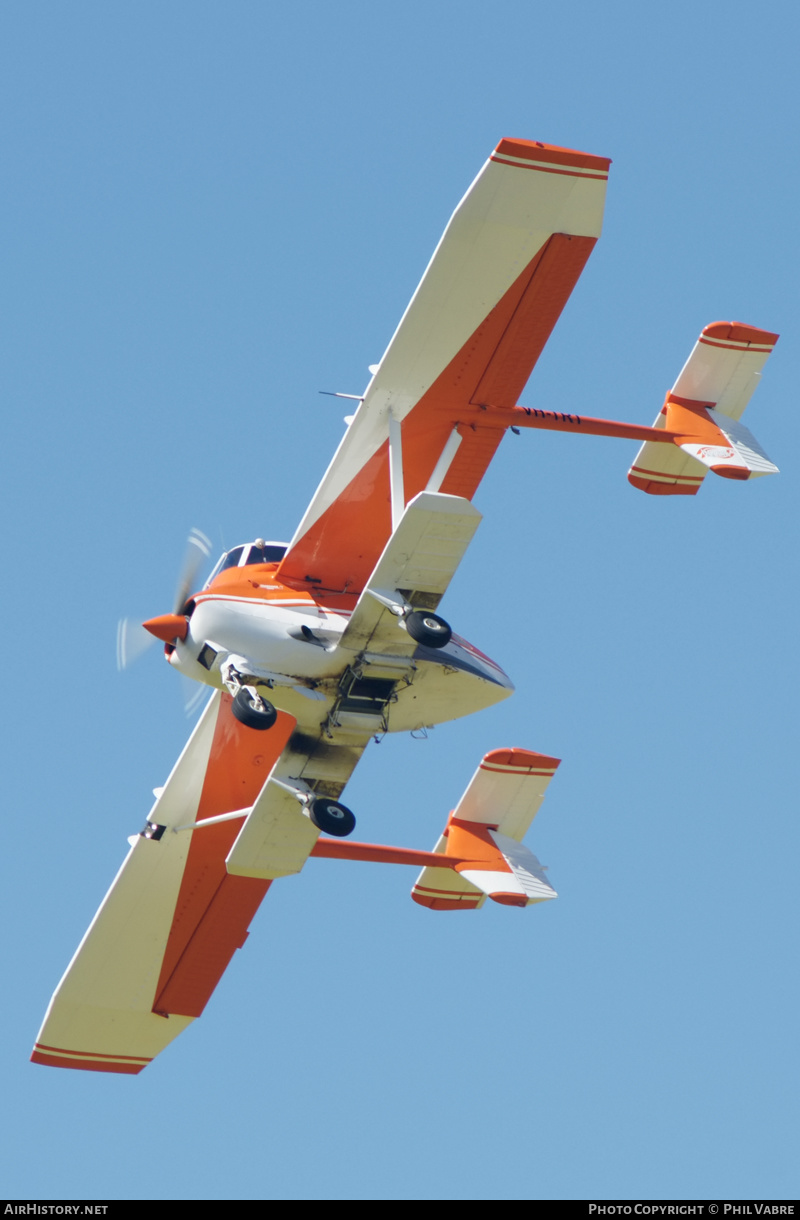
[32,137,779,1074]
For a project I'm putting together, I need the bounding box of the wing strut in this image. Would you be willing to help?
[425,426,463,493]
[388,412,404,530]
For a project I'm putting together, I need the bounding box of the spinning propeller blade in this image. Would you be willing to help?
[117,527,212,671]
[173,528,212,614]
[116,617,156,671]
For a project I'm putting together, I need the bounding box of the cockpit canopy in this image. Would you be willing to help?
[204,540,288,586]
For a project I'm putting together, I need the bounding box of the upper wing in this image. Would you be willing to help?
[277,137,610,594]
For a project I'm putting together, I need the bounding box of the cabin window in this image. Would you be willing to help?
[244,543,287,565]
[204,542,288,586]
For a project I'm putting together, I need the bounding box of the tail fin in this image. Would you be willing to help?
[629,322,779,495]
[411,748,559,910]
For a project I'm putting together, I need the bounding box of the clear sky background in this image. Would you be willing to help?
[2,0,798,1202]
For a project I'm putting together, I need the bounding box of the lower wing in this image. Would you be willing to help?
[32,694,298,1073]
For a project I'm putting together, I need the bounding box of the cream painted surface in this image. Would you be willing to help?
[673,338,776,421]
[34,695,223,1061]
[226,779,320,880]
[707,410,779,475]
[452,757,559,841]
[490,831,558,902]
[458,868,527,897]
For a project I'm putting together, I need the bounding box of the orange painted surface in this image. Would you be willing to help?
[278,233,597,594]
[502,405,678,445]
[628,472,700,496]
[712,465,750,481]
[143,613,188,642]
[155,874,273,1019]
[664,397,727,444]
[448,817,506,872]
[311,838,463,869]
[196,562,358,614]
[481,747,561,773]
[411,886,482,911]
[152,697,296,1019]
[203,562,315,603]
[663,398,748,478]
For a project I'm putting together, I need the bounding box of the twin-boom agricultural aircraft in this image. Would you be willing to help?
[32,137,779,1074]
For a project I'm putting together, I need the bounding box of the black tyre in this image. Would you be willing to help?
[231,687,278,730]
[309,797,356,838]
[405,610,452,649]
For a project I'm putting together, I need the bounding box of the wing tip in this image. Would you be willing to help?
[411,886,482,911]
[700,321,779,349]
[628,470,701,496]
[481,747,561,772]
[31,1043,150,1074]
[493,137,611,177]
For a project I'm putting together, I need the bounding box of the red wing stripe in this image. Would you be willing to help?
[490,155,608,180]
[33,1042,151,1065]
[630,465,704,482]
[31,1051,145,1075]
[479,763,557,776]
[492,139,611,174]
[413,884,475,897]
[698,337,775,353]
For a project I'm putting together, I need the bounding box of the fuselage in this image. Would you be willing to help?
[166,546,513,736]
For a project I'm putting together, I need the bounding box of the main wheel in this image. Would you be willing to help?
[231,687,278,730]
[405,610,452,649]
[309,797,356,838]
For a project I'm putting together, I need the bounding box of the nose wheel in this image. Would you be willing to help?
[231,687,278,730]
[309,797,356,837]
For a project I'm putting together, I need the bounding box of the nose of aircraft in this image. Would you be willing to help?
[142,614,189,643]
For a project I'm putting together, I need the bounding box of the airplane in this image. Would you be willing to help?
[31,137,780,1074]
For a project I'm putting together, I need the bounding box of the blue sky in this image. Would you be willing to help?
[2,0,798,1201]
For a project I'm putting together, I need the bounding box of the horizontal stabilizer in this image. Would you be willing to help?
[679,409,779,479]
[458,830,557,905]
[412,748,560,910]
[629,322,778,495]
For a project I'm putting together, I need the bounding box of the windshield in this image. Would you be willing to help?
[204,541,288,586]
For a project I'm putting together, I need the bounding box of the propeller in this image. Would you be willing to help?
[116,616,156,672]
[116,528,213,674]
[172,527,212,615]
